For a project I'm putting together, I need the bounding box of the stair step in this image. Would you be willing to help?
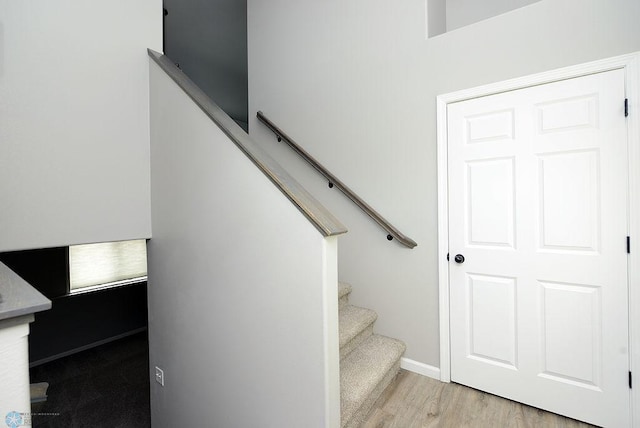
[340,334,406,428]
[338,282,352,309]
[339,305,377,360]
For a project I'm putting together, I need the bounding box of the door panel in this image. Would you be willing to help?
[540,281,601,389]
[466,158,516,248]
[466,109,515,143]
[536,94,599,133]
[538,150,600,252]
[448,69,629,427]
[467,273,518,368]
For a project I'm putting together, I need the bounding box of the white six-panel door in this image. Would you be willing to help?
[447,69,629,427]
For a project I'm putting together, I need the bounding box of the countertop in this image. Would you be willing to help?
[0,262,51,322]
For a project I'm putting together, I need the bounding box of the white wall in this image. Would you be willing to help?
[0,322,30,422]
[247,0,640,368]
[148,60,340,427]
[446,0,541,32]
[0,0,162,251]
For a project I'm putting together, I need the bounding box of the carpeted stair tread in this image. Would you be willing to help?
[340,334,406,427]
[339,305,378,358]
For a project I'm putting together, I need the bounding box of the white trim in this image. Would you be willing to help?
[321,236,340,428]
[436,93,451,383]
[624,54,640,428]
[436,51,640,423]
[401,358,441,380]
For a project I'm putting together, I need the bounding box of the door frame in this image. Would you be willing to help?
[437,51,640,422]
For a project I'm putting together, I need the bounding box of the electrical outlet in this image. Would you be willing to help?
[155,367,165,386]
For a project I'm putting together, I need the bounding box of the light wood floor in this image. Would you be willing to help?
[362,370,596,428]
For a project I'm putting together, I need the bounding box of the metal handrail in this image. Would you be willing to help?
[256,111,417,249]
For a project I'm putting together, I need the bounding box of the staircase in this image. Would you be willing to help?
[339,282,406,428]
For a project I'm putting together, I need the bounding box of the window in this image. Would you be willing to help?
[69,240,147,293]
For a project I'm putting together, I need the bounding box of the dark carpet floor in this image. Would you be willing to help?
[28,331,151,428]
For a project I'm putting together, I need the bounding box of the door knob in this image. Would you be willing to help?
[454,254,465,264]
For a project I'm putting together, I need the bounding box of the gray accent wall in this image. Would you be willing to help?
[163,0,248,127]
[247,0,640,368]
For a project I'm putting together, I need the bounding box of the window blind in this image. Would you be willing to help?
[69,240,147,290]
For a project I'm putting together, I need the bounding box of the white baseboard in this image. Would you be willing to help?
[29,327,147,368]
[400,357,441,380]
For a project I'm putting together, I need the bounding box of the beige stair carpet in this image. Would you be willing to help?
[340,334,406,428]
[339,305,377,360]
[337,282,406,428]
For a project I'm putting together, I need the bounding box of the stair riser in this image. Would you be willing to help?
[340,324,373,361]
[338,283,352,309]
[342,360,402,428]
[339,293,350,309]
